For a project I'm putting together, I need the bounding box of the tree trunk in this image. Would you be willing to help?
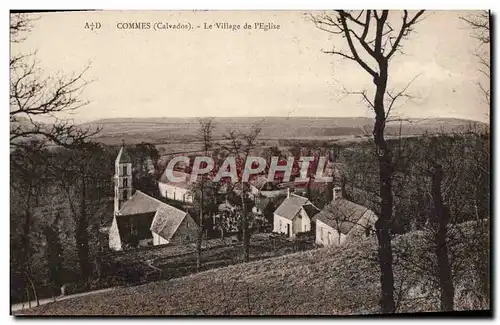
[26,271,39,307]
[373,60,396,314]
[431,163,455,311]
[76,174,91,283]
[21,184,34,308]
[196,184,204,272]
[25,287,30,309]
[241,191,250,262]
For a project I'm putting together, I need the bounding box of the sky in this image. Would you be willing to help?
[11,10,490,123]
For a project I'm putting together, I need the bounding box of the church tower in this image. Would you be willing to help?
[114,142,133,215]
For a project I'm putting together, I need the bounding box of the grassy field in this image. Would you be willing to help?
[18,224,487,316]
[87,117,487,147]
[98,233,312,289]
[19,238,380,315]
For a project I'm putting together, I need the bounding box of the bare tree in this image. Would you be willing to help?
[221,124,262,262]
[10,13,99,149]
[55,143,113,283]
[461,11,490,106]
[192,118,216,272]
[397,133,488,311]
[10,140,52,307]
[311,10,425,313]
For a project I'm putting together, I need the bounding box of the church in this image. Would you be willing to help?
[108,144,199,251]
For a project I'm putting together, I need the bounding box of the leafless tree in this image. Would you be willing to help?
[221,124,262,262]
[10,140,52,307]
[192,117,216,272]
[311,10,425,313]
[55,143,113,283]
[10,13,99,149]
[461,11,490,106]
[397,132,490,311]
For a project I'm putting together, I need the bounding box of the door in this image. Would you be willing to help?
[287,223,291,237]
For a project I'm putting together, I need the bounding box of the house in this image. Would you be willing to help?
[272,190,320,238]
[249,176,284,198]
[108,145,198,251]
[315,187,377,247]
[158,170,194,203]
[249,175,308,198]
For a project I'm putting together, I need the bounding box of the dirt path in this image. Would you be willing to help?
[11,287,119,313]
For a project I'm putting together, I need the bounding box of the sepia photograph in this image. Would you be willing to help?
[9,9,491,316]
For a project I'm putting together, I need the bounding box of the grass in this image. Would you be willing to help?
[18,237,381,315]
[98,233,310,288]
[18,225,489,316]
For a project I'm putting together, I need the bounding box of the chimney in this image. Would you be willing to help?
[287,187,291,198]
[333,186,342,201]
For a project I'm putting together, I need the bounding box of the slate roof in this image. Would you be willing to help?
[117,190,164,216]
[315,198,372,235]
[303,204,320,219]
[150,203,188,240]
[115,146,132,164]
[273,194,310,220]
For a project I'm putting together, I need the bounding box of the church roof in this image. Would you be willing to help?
[115,145,132,165]
[150,204,188,240]
[117,190,163,216]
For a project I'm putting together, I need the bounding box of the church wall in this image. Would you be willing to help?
[108,216,122,251]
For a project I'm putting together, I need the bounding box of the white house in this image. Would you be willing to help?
[158,170,194,203]
[273,191,319,238]
[315,187,377,247]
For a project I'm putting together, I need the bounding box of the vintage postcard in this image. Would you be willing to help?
[10,10,491,316]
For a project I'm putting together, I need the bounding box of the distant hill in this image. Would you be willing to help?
[83,116,488,146]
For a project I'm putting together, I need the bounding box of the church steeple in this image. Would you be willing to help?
[114,141,133,215]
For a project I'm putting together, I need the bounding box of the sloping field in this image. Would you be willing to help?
[18,227,487,316]
[18,238,381,315]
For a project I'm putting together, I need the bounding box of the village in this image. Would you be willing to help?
[102,140,377,272]
[9,10,490,316]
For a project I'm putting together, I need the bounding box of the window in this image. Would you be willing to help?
[123,189,128,200]
[321,227,324,242]
[328,232,332,245]
[122,164,127,175]
[123,177,128,188]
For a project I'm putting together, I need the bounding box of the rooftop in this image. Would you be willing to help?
[117,190,164,216]
[274,193,314,220]
[115,145,132,165]
[315,198,373,235]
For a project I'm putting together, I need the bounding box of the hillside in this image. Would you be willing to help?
[84,117,488,146]
[17,228,486,316]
